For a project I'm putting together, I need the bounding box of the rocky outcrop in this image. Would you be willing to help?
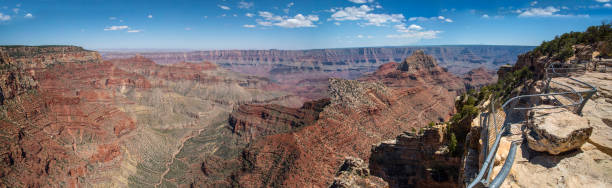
[525,105,593,155]
[2,45,101,69]
[369,126,461,188]
[496,64,513,79]
[229,98,330,142]
[330,157,388,188]
[462,67,497,89]
[360,51,465,94]
[232,52,461,187]
[397,50,438,73]
[512,52,550,79]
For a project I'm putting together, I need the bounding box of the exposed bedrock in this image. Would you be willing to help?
[229,98,330,142]
[369,126,461,188]
[525,105,593,155]
[330,157,388,188]
[231,51,463,187]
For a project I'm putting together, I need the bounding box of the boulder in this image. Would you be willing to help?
[524,105,593,155]
[330,157,387,188]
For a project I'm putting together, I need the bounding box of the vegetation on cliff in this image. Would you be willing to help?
[446,66,533,157]
[532,22,612,60]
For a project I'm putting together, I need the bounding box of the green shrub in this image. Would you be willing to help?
[533,22,612,60]
[449,133,457,156]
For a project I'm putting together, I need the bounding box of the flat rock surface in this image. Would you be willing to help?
[496,72,612,187]
[501,143,612,187]
[554,72,612,154]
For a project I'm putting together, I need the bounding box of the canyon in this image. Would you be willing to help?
[101,46,530,100]
[1,45,515,187]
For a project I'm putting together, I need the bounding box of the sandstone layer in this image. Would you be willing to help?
[231,51,463,187]
[0,46,300,187]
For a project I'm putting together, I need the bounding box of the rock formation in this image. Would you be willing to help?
[460,41,612,187]
[369,125,461,188]
[462,67,497,90]
[100,46,531,101]
[330,157,388,188]
[100,46,534,76]
[229,98,330,142]
[231,51,462,187]
[0,46,301,187]
[524,105,593,155]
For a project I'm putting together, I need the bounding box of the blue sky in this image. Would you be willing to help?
[0,0,611,50]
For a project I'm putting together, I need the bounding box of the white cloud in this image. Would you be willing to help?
[109,17,117,20]
[275,14,319,28]
[357,34,364,38]
[605,3,612,7]
[246,13,255,17]
[530,1,538,6]
[409,16,453,22]
[184,27,191,31]
[367,35,374,38]
[389,23,441,41]
[408,24,422,30]
[104,25,129,31]
[348,0,374,3]
[331,5,372,21]
[255,11,319,28]
[238,1,254,9]
[148,14,153,19]
[24,13,33,18]
[243,24,256,28]
[386,30,441,40]
[482,14,490,18]
[218,5,231,10]
[127,29,142,33]
[0,13,10,21]
[596,0,610,2]
[334,22,341,25]
[518,6,559,17]
[12,8,19,14]
[330,5,404,26]
[394,23,423,32]
[518,6,588,17]
[408,16,431,21]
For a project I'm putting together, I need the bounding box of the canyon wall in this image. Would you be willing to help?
[101,46,529,101]
[229,50,463,187]
[0,46,301,187]
[100,46,532,76]
[1,46,494,187]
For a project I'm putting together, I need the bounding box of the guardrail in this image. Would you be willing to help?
[467,62,597,188]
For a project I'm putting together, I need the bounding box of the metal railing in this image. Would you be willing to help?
[467,62,597,188]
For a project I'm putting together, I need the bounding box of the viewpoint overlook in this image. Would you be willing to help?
[1,0,612,188]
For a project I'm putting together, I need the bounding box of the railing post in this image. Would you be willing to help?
[576,90,595,115]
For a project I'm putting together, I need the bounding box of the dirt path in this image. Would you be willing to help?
[153,127,206,188]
